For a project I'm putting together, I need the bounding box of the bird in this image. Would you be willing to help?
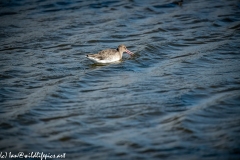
[86,44,134,64]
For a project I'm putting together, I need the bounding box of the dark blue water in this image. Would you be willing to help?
[1,0,240,159]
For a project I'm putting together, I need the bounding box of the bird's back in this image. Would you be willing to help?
[86,49,121,63]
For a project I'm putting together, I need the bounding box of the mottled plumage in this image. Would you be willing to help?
[86,44,133,63]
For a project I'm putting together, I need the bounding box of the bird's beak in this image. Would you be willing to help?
[126,49,134,56]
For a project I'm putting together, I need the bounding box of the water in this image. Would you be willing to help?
[0,0,240,159]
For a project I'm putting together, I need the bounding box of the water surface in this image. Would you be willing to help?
[0,0,240,159]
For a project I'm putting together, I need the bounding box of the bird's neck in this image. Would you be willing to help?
[117,48,124,57]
